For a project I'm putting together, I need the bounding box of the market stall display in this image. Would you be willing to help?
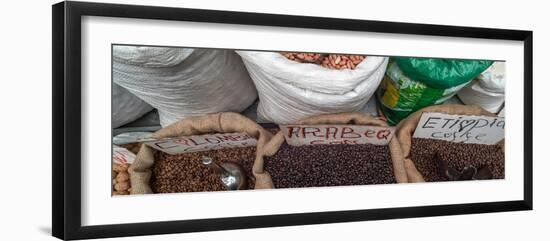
[396,104,505,182]
[377,58,493,125]
[110,47,507,194]
[113,46,258,127]
[128,112,273,194]
[254,112,408,189]
[237,51,388,124]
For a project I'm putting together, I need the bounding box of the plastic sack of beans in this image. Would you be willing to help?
[377,59,492,125]
[236,51,388,124]
[396,104,505,183]
[128,112,274,194]
[253,112,408,189]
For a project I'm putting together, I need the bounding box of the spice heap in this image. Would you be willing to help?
[281,52,366,70]
[151,147,256,193]
[113,163,131,195]
[408,138,504,182]
[264,143,395,188]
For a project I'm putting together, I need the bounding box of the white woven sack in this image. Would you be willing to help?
[457,81,504,113]
[477,61,505,93]
[113,46,258,127]
[237,51,388,124]
[112,83,153,128]
[113,46,194,67]
[457,62,505,113]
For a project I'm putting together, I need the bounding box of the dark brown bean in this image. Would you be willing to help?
[264,143,396,188]
[151,147,256,193]
[408,138,505,182]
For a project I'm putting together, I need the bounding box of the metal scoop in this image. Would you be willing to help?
[202,156,247,190]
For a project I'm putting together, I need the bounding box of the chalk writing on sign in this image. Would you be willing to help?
[412,112,505,145]
[280,124,394,146]
[143,132,257,155]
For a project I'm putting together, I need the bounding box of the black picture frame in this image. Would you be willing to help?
[52,1,533,240]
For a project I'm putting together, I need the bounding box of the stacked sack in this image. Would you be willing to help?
[237,51,388,124]
[113,46,258,127]
[377,57,493,125]
[112,82,153,128]
[457,62,505,113]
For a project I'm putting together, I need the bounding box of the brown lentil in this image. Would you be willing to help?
[281,52,366,70]
[264,143,396,188]
[408,138,505,182]
[151,147,257,193]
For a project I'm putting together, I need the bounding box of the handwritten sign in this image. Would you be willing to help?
[413,113,505,144]
[112,145,136,164]
[280,125,394,146]
[143,132,257,155]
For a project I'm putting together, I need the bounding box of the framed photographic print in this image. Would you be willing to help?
[52,1,533,240]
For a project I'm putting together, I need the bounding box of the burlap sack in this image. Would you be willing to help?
[396,104,499,182]
[128,112,273,194]
[253,112,409,188]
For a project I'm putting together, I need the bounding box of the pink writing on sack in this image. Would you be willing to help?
[144,132,257,155]
[112,146,136,164]
[280,125,394,146]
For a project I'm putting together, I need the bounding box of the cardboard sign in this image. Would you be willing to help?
[413,112,505,144]
[143,132,257,155]
[280,124,394,146]
[112,145,136,164]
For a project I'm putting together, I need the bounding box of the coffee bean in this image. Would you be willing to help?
[151,147,256,193]
[264,143,396,188]
[408,138,504,182]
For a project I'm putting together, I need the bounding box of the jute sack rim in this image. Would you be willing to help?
[253,112,409,189]
[128,112,273,194]
[395,104,499,182]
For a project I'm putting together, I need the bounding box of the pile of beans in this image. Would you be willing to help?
[112,163,131,195]
[264,143,396,188]
[151,147,256,193]
[280,52,366,70]
[408,138,505,182]
[112,143,140,195]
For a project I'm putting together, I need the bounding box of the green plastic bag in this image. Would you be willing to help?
[377,61,482,125]
[394,57,493,89]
